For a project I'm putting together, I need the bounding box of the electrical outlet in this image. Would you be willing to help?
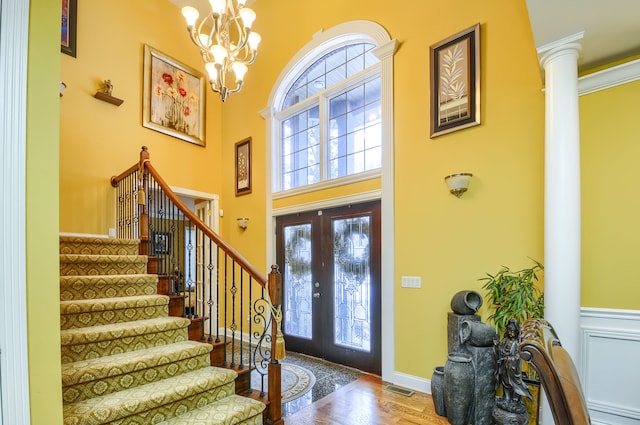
[401,276,422,288]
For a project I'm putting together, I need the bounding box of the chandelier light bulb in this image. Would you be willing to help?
[248,32,261,51]
[232,62,248,82]
[211,45,228,65]
[205,62,218,80]
[238,8,256,29]
[181,6,199,28]
[209,0,226,16]
[237,0,247,5]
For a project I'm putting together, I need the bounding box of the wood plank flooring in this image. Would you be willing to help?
[283,374,450,425]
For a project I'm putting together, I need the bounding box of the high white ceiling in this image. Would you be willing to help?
[526,0,640,71]
[169,0,640,72]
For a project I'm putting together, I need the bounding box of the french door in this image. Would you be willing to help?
[275,201,381,375]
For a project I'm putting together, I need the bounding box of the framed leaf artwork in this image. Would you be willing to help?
[430,23,481,138]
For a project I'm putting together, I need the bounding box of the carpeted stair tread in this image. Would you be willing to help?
[157,394,265,425]
[60,253,148,276]
[63,367,238,425]
[60,235,140,256]
[61,317,191,363]
[62,341,215,404]
[62,340,213,386]
[60,295,170,330]
[60,274,158,301]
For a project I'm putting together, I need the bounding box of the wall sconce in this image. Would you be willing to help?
[444,173,473,198]
[237,218,249,229]
[60,81,67,97]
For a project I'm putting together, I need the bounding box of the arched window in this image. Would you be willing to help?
[264,21,397,195]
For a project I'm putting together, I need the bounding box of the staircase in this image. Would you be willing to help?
[59,235,266,425]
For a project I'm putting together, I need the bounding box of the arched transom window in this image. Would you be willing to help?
[267,22,395,195]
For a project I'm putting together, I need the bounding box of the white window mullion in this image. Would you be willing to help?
[319,93,328,182]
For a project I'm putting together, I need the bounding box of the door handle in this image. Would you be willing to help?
[313,292,321,298]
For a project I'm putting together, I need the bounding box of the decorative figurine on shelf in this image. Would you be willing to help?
[102,79,113,96]
[493,318,533,425]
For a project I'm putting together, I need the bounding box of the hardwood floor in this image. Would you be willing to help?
[283,374,450,425]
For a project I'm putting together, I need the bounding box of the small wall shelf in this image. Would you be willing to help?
[94,91,124,106]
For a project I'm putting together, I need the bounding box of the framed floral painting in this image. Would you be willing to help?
[235,137,252,196]
[61,0,77,57]
[430,23,481,138]
[143,44,206,146]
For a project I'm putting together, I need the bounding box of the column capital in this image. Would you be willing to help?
[537,32,583,70]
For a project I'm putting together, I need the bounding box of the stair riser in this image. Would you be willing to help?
[61,305,168,330]
[61,328,188,364]
[61,256,148,276]
[60,238,139,256]
[60,282,157,301]
[63,353,211,404]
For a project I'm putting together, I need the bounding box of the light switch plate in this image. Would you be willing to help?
[401,276,422,288]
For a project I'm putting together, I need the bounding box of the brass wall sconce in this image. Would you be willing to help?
[445,173,473,198]
[237,217,249,229]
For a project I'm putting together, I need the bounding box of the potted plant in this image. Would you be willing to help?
[479,259,544,334]
[479,259,544,425]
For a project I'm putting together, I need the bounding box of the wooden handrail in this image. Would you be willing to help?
[111,146,267,286]
[111,146,283,425]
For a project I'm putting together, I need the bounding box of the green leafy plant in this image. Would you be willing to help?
[479,259,544,334]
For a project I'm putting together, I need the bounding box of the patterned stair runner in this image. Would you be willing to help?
[59,235,264,425]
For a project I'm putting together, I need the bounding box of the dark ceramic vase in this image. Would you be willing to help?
[431,366,446,417]
[450,290,483,315]
[444,352,474,425]
[460,320,499,347]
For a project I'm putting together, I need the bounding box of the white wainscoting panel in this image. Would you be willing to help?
[581,308,640,425]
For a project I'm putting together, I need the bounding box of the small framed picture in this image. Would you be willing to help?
[430,23,481,138]
[61,0,77,57]
[235,137,252,196]
[152,231,171,255]
[142,44,206,146]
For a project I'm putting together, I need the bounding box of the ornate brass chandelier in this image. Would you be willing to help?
[181,0,261,102]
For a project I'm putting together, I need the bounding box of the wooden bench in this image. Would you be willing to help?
[519,318,591,425]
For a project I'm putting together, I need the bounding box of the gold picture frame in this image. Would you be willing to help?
[143,44,206,146]
[235,137,252,196]
[430,23,481,138]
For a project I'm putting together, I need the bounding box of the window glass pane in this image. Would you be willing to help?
[282,43,377,109]
[328,76,381,180]
[281,106,319,190]
[346,44,365,61]
[330,93,347,119]
[284,224,313,339]
[325,49,346,74]
[326,64,346,89]
[278,42,381,191]
[333,216,372,352]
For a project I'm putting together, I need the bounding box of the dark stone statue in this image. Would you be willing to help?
[493,319,533,425]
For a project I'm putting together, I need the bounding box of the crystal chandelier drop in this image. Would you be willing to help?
[181,0,261,102]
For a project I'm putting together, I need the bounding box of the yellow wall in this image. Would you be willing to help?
[60,0,223,236]
[27,0,64,423]
[223,0,545,378]
[50,0,639,392]
[580,78,640,309]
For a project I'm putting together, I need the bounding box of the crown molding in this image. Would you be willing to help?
[579,58,640,96]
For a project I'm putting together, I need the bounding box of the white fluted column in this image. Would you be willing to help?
[539,35,582,425]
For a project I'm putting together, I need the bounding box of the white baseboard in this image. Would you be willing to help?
[389,370,431,394]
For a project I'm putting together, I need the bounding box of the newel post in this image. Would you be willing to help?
[138,146,150,253]
[267,264,284,424]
